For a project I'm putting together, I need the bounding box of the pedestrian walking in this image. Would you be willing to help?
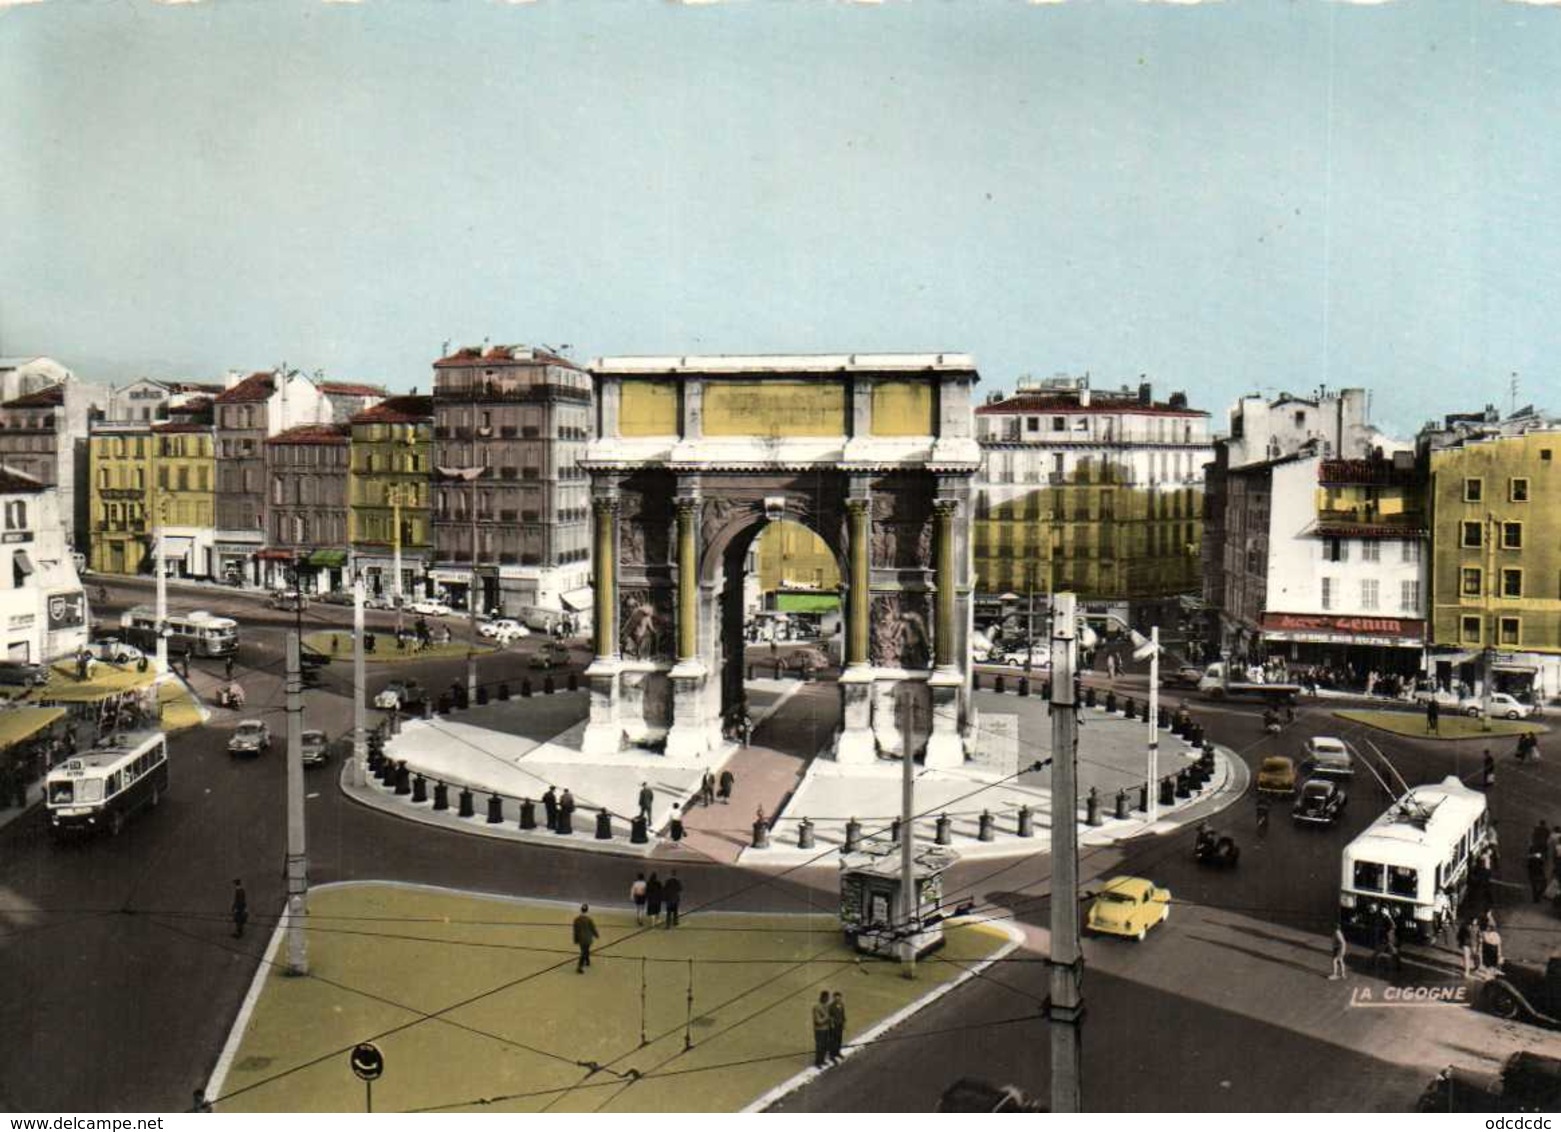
[1457,919,1476,977]
[662,870,682,927]
[718,768,735,804]
[740,712,753,747]
[645,872,663,924]
[558,788,576,835]
[1528,821,1551,902]
[1426,698,1440,735]
[701,770,716,808]
[631,872,648,925]
[1384,915,1402,975]
[637,781,654,825]
[231,879,248,939]
[811,991,831,1069]
[181,646,192,679]
[1480,912,1505,971]
[827,991,846,1061]
[1481,750,1496,791]
[542,785,558,832]
[1328,927,1347,980]
[572,903,599,973]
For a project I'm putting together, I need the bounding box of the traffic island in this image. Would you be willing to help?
[207,882,1014,1113]
[1332,709,1544,742]
[303,631,496,664]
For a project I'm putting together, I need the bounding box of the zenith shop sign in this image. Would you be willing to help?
[1262,613,1425,639]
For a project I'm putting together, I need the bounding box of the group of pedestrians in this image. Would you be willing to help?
[810,991,848,1067]
[1456,912,1506,976]
[540,785,577,834]
[628,871,683,927]
[696,768,735,807]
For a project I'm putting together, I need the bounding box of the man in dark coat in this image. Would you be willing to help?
[542,786,558,832]
[572,903,599,973]
[811,991,831,1068]
[637,782,654,825]
[1528,821,1551,902]
[558,788,576,835]
[645,873,663,924]
[662,870,683,927]
[231,879,248,939]
[718,769,735,804]
[1426,698,1440,735]
[827,992,846,1062]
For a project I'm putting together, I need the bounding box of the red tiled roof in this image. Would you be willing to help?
[1,385,65,409]
[350,395,434,425]
[214,372,276,403]
[319,381,387,398]
[976,394,1207,418]
[267,424,349,446]
[0,466,45,493]
[434,345,582,371]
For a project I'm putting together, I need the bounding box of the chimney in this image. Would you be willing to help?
[224,369,244,390]
[1138,378,1152,406]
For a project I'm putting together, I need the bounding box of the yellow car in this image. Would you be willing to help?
[1086,876,1171,941]
[1256,756,1297,796]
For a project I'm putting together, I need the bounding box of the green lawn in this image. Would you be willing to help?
[303,631,494,664]
[1333,709,1543,741]
[215,884,1010,1113]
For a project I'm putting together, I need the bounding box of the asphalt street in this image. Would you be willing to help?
[2,579,1557,1112]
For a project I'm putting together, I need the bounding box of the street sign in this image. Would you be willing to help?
[350,1043,384,1082]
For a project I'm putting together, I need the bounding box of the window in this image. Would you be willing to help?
[1510,478,1530,503]
[1360,579,1379,610]
[1499,617,1521,646]
[4,501,26,531]
[1400,580,1421,613]
[1461,521,1482,548]
[1353,861,1384,893]
[1321,577,1337,610]
[1387,866,1418,899]
[1461,567,1483,597]
[1502,568,1523,598]
[1461,615,1482,643]
[1464,478,1483,502]
[1502,522,1522,549]
[1323,537,1348,563]
[1293,410,1307,428]
[1051,417,1065,432]
[1360,541,1380,563]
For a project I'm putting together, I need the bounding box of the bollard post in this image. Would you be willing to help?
[1138,783,1150,813]
[1105,691,1117,714]
[971,672,981,691]
[752,819,770,849]
[630,815,648,844]
[747,663,755,681]
[458,787,475,818]
[433,781,449,811]
[519,798,536,829]
[395,761,412,795]
[544,675,556,695]
[844,818,861,853]
[1019,676,1030,697]
[595,810,612,840]
[477,686,489,705]
[978,810,995,841]
[411,774,427,804]
[995,674,1006,695]
[1017,805,1034,837]
[1115,788,1129,820]
[935,813,952,846]
[1160,777,1175,807]
[568,671,579,692]
[1124,696,1136,720]
[422,699,434,720]
[1085,686,1097,708]
[797,817,814,849]
[1042,680,1052,700]
[1086,787,1102,826]
[1175,771,1191,799]
[498,682,510,701]
[487,794,503,824]
[389,712,402,736]
[376,755,395,785]
[521,679,532,698]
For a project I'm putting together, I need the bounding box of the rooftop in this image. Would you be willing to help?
[0,466,45,494]
[1,385,65,409]
[435,345,583,371]
[214,372,276,403]
[267,424,349,446]
[318,381,387,398]
[592,353,976,375]
[350,395,434,425]
[976,391,1206,418]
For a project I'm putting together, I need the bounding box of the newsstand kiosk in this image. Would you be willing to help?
[839,844,957,960]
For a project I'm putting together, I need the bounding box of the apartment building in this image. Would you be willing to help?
[0,469,89,663]
[264,424,352,592]
[348,395,434,601]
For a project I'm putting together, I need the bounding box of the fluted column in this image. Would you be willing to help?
[846,498,871,666]
[934,498,958,669]
[592,496,618,659]
[676,497,698,662]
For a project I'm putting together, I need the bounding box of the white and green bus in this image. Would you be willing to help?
[45,731,169,839]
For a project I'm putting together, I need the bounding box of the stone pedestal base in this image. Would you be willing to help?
[835,666,877,764]
[924,667,965,769]
[665,660,710,761]
[581,657,623,757]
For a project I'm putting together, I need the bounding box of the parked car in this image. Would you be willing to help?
[316,590,354,607]
[1478,953,1561,1029]
[0,660,49,688]
[1086,876,1171,941]
[529,642,567,670]
[1459,692,1532,720]
[363,593,397,611]
[1161,664,1205,689]
[1411,682,1460,707]
[1300,736,1354,778]
[1419,1051,1561,1113]
[1256,756,1297,796]
[86,639,144,666]
[300,729,330,767]
[408,599,452,617]
[228,720,272,756]
[267,590,310,612]
[374,680,426,712]
[1292,778,1348,826]
[478,618,528,641]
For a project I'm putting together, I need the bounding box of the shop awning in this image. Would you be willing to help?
[309,549,348,568]
[559,587,594,612]
[256,548,298,562]
[0,706,65,750]
[776,592,840,614]
[158,536,193,560]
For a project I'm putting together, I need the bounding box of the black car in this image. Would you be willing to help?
[0,660,49,688]
[1292,778,1347,826]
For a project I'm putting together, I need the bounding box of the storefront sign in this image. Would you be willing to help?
[2,531,33,544]
[8,614,34,630]
[46,591,85,629]
[1261,613,1425,639]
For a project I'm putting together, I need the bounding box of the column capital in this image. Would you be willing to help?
[847,497,872,519]
[592,494,620,516]
[933,498,960,519]
[675,495,700,519]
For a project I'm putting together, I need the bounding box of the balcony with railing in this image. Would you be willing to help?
[1314,506,1427,538]
[432,382,591,406]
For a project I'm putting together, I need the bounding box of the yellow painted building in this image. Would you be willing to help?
[150,423,217,577]
[349,395,434,598]
[755,521,840,593]
[1428,427,1561,694]
[88,425,152,575]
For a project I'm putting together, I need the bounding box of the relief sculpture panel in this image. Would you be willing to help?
[619,586,674,661]
[870,591,933,670]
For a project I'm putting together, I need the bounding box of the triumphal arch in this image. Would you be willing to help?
[579,354,980,768]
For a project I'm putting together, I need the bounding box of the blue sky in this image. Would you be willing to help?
[3,0,1559,437]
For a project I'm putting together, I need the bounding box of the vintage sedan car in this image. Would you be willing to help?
[1086,876,1171,941]
[228,720,272,757]
[300,729,330,767]
[1459,692,1532,720]
[408,599,452,617]
[1161,664,1205,689]
[1292,777,1348,826]
[1256,756,1298,796]
[1300,736,1354,778]
[478,618,528,641]
[86,639,144,666]
[374,680,426,712]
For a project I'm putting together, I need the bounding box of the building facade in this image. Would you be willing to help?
[0,378,109,553]
[1425,411,1561,702]
[0,470,89,663]
[430,345,593,620]
[264,424,352,592]
[973,375,1211,631]
[349,395,434,600]
[150,420,217,579]
[87,424,152,576]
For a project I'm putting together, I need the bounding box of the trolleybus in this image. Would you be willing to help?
[119,606,238,657]
[45,731,169,838]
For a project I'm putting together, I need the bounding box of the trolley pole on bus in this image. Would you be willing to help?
[1048,592,1083,1113]
[352,575,367,789]
[284,631,309,976]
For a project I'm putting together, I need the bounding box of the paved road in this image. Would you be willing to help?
[4,588,1558,1112]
